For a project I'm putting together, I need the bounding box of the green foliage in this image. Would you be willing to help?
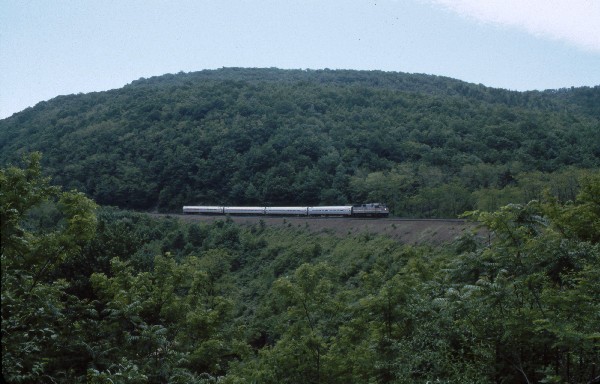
[454,176,600,382]
[1,153,98,382]
[2,157,599,382]
[88,253,240,382]
[1,69,598,216]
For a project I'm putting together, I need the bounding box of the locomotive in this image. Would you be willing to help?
[182,203,389,217]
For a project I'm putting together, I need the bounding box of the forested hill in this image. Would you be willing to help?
[1,68,599,216]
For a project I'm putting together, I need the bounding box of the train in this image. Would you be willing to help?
[182,203,389,217]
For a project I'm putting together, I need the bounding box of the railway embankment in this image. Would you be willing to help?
[153,214,483,245]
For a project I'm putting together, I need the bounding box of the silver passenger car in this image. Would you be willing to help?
[265,207,309,216]
[307,206,353,216]
[223,206,266,215]
[183,206,224,214]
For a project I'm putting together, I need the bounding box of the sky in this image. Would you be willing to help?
[1,0,599,119]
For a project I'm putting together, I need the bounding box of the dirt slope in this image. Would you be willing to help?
[161,214,482,245]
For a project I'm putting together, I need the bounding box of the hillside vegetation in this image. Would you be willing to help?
[1,68,599,216]
[2,153,599,383]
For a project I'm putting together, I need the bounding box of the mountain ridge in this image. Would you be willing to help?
[1,68,598,216]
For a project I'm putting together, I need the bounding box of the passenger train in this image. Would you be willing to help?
[182,203,389,217]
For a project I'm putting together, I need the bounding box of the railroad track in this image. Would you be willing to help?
[154,213,468,224]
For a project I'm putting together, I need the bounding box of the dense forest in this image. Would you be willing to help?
[1,68,599,216]
[2,153,599,383]
[2,68,599,382]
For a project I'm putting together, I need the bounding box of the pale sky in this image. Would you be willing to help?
[1,0,599,119]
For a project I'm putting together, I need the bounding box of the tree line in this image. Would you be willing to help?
[1,68,598,216]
